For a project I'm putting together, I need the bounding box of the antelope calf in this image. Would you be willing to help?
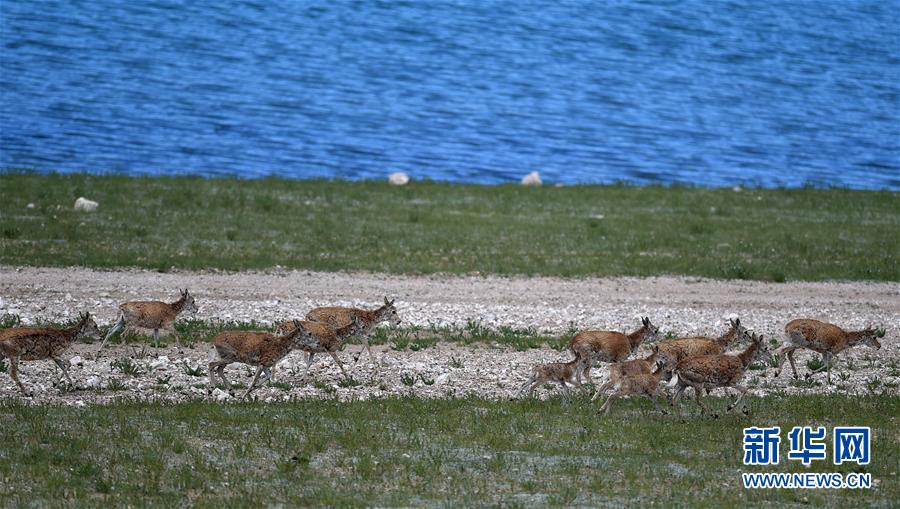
[209,319,319,399]
[278,297,401,366]
[291,318,370,380]
[568,317,660,385]
[590,350,657,401]
[98,289,198,352]
[655,318,751,376]
[0,312,101,396]
[517,358,581,399]
[775,319,884,384]
[670,332,773,417]
[596,363,670,416]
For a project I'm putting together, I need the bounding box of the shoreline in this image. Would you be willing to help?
[4,168,900,191]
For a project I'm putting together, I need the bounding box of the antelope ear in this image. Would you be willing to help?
[642,317,649,326]
[733,318,740,327]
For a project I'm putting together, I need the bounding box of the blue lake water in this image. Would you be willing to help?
[1,0,898,189]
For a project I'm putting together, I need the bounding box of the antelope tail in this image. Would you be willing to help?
[667,373,679,388]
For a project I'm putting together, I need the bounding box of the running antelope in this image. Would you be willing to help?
[568,317,660,385]
[670,332,772,417]
[655,318,751,378]
[292,318,370,379]
[775,319,884,384]
[209,319,319,399]
[596,363,670,416]
[98,289,198,353]
[590,350,657,401]
[278,297,401,366]
[517,358,581,399]
[0,312,101,396]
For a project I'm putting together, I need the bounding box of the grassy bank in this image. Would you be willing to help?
[1,172,897,280]
[0,395,896,507]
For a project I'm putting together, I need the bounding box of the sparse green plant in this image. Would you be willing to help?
[807,357,825,372]
[449,356,463,369]
[111,357,144,376]
[268,381,292,391]
[391,332,410,351]
[313,381,336,395]
[155,375,171,385]
[338,377,361,388]
[791,377,822,389]
[400,374,416,387]
[182,363,206,377]
[865,378,883,394]
[420,374,435,386]
[0,313,21,329]
[106,378,127,391]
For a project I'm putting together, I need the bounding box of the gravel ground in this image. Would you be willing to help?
[1,266,898,404]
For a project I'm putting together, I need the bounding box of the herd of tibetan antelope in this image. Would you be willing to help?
[0,289,888,416]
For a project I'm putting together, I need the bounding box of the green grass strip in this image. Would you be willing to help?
[1,172,897,280]
[0,395,896,507]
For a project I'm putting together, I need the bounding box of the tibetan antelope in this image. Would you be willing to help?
[590,350,657,401]
[568,317,660,385]
[98,289,198,353]
[209,319,319,399]
[596,363,670,416]
[292,318,370,380]
[278,297,401,366]
[655,318,751,377]
[775,319,884,384]
[670,332,773,417]
[517,358,581,399]
[0,312,101,396]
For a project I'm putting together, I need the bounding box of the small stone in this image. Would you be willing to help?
[212,388,229,402]
[69,355,84,366]
[388,172,410,186]
[73,400,86,407]
[86,376,102,389]
[521,171,542,186]
[74,197,99,212]
[26,203,35,209]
